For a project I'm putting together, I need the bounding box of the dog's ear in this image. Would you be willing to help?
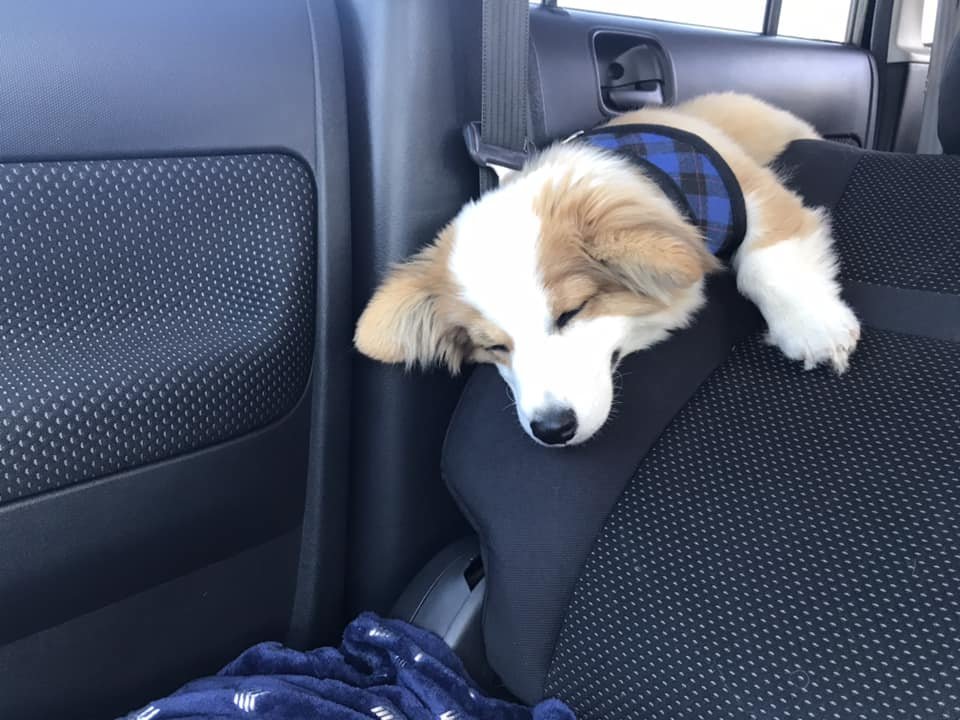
[354,241,471,373]
[573,184,721,301]
[587,218,721,301]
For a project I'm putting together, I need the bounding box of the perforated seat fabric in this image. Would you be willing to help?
[775,143,960,295]
[442,142,960,717]
[0,154,315,504]
[546,330,960,719]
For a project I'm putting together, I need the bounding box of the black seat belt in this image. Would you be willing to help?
[463,0,534,192]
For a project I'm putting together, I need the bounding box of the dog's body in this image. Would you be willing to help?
[355,93,860,447]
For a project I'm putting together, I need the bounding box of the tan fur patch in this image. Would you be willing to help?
[354,225,512,372]
[605,95,826,253]
[533,167,720,320]
[743,175,824,249]
[357,92,826,375]
[580,289,664,320]
[674,92,819,167]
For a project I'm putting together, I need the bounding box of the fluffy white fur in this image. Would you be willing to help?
[450,148,707,444]
[735,195,860,372]
[355,93,861,447]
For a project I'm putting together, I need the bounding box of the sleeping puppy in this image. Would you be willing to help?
[355,92,860,447]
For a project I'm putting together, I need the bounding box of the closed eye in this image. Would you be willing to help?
[485,344,509,353]
[556,300,589,330]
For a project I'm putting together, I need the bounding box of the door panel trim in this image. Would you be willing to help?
[0,532,300,720]
[0,391,310,647]
[531,6,878,147]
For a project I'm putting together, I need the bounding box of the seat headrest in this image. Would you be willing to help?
[939,34,960,154]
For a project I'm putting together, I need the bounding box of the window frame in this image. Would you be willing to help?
[539,0,863,45]
[765,0,859,43]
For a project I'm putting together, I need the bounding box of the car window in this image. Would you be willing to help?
[539,0,855,43]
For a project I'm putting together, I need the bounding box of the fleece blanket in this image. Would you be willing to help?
[123,612,575,720]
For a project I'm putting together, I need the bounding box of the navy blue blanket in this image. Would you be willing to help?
[123,613,575,720]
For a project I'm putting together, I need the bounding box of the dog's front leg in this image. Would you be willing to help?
[733,190,861,373]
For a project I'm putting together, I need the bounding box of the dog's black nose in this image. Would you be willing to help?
[530,407,578,446]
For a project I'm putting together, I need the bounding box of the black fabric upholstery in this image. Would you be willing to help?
[545,329,960,719]
[444,277,762,702]
[778,139,960,296]
[824,134,862,147]
[842,281,960,343]
[830,152,960,293]
[0,154,315,504]
[443,137,960,712]
[940,35,960,155]
[775,140,863,211]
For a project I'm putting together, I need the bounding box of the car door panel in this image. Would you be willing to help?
[531,7,877,146]
[0,396,310,649]
[0,1,350,717]
[0,533,299,720]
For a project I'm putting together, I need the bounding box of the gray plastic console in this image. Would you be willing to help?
[392,537,505,696]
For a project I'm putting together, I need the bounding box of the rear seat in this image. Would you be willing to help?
[439,39,960,720]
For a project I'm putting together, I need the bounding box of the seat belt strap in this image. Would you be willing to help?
[464,0,533,192]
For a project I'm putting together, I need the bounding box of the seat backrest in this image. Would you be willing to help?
[442,141,960,718]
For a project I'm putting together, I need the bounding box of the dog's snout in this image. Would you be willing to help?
[530,407,578,446]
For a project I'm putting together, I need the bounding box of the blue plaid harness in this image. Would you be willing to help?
[573,124,747,258]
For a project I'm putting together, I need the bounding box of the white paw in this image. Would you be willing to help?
[766,298,861,374]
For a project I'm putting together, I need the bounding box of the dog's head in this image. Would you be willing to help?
[355,144,719,446]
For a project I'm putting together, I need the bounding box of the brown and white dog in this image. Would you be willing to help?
[355,93,860,447]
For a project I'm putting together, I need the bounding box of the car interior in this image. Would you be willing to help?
[1,0,958,717]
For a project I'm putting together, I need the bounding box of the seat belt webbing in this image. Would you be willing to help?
[477,0,531,192]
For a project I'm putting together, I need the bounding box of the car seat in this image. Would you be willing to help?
[433,33,960,720]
